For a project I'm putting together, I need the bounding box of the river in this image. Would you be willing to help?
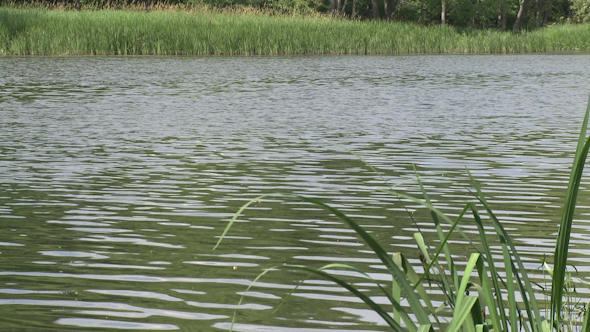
[1,54,590,331]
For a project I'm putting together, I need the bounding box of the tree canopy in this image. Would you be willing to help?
[4,0,589,31]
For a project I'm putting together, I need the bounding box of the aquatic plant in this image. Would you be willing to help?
[215,97,590,331]
[1,7,590,55]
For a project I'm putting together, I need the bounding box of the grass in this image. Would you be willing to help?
[215,97,590,332]
[1,7,590,55]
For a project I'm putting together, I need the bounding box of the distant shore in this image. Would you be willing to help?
[1,7,589,56]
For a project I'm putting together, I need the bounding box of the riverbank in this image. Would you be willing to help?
[1,7,589,55]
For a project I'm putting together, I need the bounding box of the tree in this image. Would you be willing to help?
[498,0,507,31]
[372,0,380,18]
[513,0,528,32]
[384,0,397,18]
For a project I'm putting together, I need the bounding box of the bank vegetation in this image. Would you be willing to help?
[0,7,589,55]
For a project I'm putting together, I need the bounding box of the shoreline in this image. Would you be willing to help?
[3,50,590,57]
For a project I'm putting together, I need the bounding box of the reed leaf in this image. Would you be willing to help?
[470,175,543,332]
[446,254,480,332]
[415,169,460,299]
[476,257,508,331]
[412,203,470,292]
[552,96,590,329]
[475,324,487,332]
[214,194,268,250]
[419,324,433,332]
[455,254,480,313]
[280,263,418,332]
[379,189,480,252]
[582,302,590,332]
[469,283,485,326]
[399,253,442,328]
[229,267,275,332]
[392,253,403,326]
[215,193,430,326]
[281,265,406,332]
[501,237,519,332]
[447,296,480,332]
[472,204,508,332]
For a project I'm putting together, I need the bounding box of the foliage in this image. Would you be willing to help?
[216,97,590,332]
[571,0,590,22]
[0,0,588,29]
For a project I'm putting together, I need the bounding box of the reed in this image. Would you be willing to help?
[1,7,590,55]
[215,98,590,332]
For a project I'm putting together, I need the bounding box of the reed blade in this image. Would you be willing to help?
[293,195,431,325]
[472,205,508,332]
[455,254,480,311]
[501,240,518,332]
[552,96,590,328]
[214,193,430,326]
[418,324,433,332]
[582,301,590,332]
[470,174,543,332]
[412,203,469,293]
[447,296,480,332]
[475,323,487,332]
[229,267,276,332]
[283,265,407,332]
[400,253,442,327]
[214,194,268,250]
[446,254,480,332]
[379,189,481,253]
[392,253,403,326]
[415,169,460,296]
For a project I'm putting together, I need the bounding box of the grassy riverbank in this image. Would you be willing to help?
[1,7,590,55]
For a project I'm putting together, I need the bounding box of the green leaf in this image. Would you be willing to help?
[541,318,552,332]
[454,253,480,332]
[455,253,480,310]
[552,96,590,329]
[418,324,433,332]
[214,193,430,326]
[282,265,406,332]
[412,203,470,293]
[447,296,480,332]
[544,261,554,278]
[582,302,590,332]
[279,263,418,332]
[214,194,268,250]
[472,205,508,332]
[379,189,481,254]
[500,238,518,332]
[415,232,430,264]
[475,323,487,332]
[229,267,276,332]
[392,253,403,325]
[470,283,485,326]
[399,253,442,328]
[415,168,460,300]
[470,175,543,332]
[436,301,448,314]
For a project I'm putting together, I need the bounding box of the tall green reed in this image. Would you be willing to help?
[1,7,590,55]
[215,97,590,332]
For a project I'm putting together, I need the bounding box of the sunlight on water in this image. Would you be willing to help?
[1,55,590,331]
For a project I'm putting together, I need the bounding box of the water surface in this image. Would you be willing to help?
[1,55,590,331]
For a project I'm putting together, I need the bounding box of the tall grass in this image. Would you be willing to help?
[215,98,590,331]
[1,7,589,55]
